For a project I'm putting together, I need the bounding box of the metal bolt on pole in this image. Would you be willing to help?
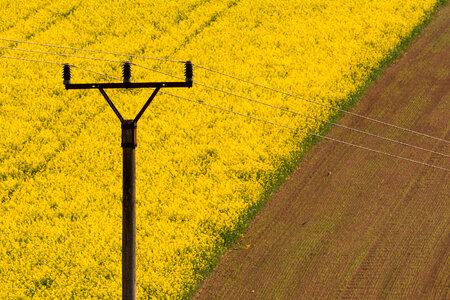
[64,61,193,300]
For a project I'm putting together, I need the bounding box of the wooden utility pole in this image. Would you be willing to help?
[64,61,193,299]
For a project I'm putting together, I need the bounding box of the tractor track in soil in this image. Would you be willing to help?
[194,4,449,299]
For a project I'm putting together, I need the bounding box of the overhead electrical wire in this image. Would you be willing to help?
[70,65,120,80]
[0,46,187,80]
[160,91,449,172]
[1,37,448,145]
[194,82,449,158]
[1,52,448,158]
[0,55,119,80]
[132,64,449,158]
[0,46,124,64]
[0,37,185,63]
[1,44,448,163]
[0,55,62,65]
[193,64,450,144]
[0,46,186,80]
[131,63,182,79]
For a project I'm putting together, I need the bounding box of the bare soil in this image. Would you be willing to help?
[195,4,450,299]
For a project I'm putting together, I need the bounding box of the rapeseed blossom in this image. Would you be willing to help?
[0,0,443,298]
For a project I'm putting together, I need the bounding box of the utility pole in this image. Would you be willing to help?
[63,61,193,300]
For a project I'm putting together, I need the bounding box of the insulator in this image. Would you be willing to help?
[63,64,71,85]
[185,61,193,87]
[123,61,132,84]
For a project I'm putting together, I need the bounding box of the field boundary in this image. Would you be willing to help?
[189,1,449,298]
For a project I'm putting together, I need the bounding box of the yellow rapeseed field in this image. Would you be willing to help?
[0,0,443,298]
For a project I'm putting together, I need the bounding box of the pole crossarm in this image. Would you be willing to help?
[65,81,192,89]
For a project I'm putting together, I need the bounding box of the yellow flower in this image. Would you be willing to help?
[0,0,440,298]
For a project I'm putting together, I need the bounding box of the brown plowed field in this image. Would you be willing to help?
[195,5,450,299]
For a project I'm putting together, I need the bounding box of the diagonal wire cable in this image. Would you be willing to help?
[193,64,450,144]
[160,91,449,172]
[1,38,446,144]
[71,65,120,80]
[0,37,185,63]
[0,46,124,63]
[195,82,449,158]
[132,64,449,158]
[0,55,63,65]
[2,41,447,147]
[132,63,182,79]
[0,55,119,80]
[0,54,447,171]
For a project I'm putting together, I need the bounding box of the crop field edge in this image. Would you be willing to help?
[187,1,448,298]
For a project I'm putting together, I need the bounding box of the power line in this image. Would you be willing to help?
[132,63,183,79]
[0,55,119,80]
[161,91,449,172]
[71,65,120,80]
[0,37,185,63]
[2,46,448,159]
[0,55,62,65]
[1,38,447,145]
[132,64,449,158]
[4,54,446,158]
[0,54,447,170]
[0,47,185,80]
[0,46,124,63]
[2,38,447,145]
[133,63,450,149]
[193,81,449,158]
[193,64,450,144]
